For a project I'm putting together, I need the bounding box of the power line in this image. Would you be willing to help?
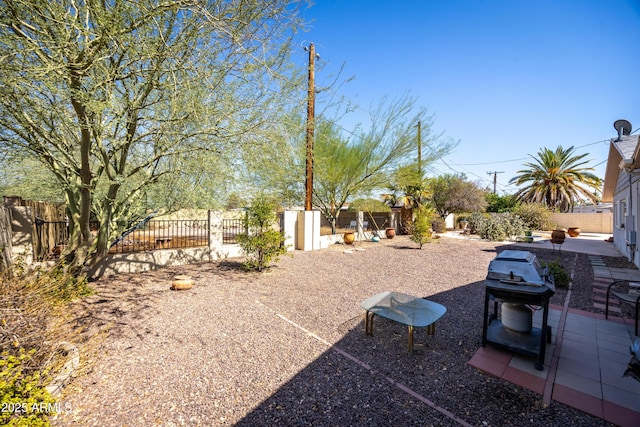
[487,171,504,194]
[454,139,610,167]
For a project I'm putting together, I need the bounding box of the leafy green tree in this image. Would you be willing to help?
[254,95,455,234]
[225,193,246,211]
[485,192,520,213]
[383,164,431,209]
[236,196,287,272]
[427,173,488,219]
[0,0,305,271]
[509,146,603,212]
[311,100,423,234]
[317,96,452,234]
[382,163,433,234]
[0,156,63,202]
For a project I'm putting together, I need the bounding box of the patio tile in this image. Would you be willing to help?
[564,315,597,332]
[599,344,634,362]
[556,356,600,381]
[552,384,603,419]
[502,366,545,394]
[593,268,613,278]
[600,360,640,394]
[602,400,640,427]
[469,258,640,424]
[467,348,508,379]
[602,383,640,412]
[597,318,631,334]
[563,329,597,346]
[598,339,635,359]
[559,339,599,362]
[595,302,620,313]
[554,369,602,398]
[508,353,550,379]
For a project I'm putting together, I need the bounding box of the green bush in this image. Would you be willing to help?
[485,192,520,213]
[467,212,487,234]
[1,259,96,427]
[513,203,554,231]
[475,213,526,241]
[543,260,570,288]
[237,196,288,271]
[43,264,93,303]
[0,349,55,426]
[431,216,446,233]
[410,209,432,249]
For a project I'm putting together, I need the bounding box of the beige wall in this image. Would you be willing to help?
[549,212,612,233]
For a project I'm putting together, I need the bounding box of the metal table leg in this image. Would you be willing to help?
[364,311,375,335]
[408,325,414,353]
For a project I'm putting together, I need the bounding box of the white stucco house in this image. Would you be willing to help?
[602,122,640,267]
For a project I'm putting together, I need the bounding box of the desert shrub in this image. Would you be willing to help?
[237,196,288,271]
[543,260,570,288]
[501,213,527,239]
[2,262,92,360]
[41,265,93,303]
[1,262,93,426]
[0,349,55,426]
[476,213,526,241]
[513,203,554,231]
[410,208,432,249]
[467,212,488,234]
[431,216,446,233]
[478,216,507,241]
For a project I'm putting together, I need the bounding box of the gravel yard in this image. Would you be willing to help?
[52,235,617,426]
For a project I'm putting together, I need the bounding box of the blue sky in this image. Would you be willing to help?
[296,0,640,196]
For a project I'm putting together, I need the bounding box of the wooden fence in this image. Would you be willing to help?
[3,197,66,261]
[0,207,12,270]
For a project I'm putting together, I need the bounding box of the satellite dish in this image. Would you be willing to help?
[614,119,632,136]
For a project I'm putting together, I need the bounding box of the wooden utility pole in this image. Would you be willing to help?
[487,171,504,194]
[304,43,317,211]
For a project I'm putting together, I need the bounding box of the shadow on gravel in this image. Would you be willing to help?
[234,243,600,426]
[69,273,167,344]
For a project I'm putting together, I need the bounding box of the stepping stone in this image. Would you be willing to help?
[594,302,620,313]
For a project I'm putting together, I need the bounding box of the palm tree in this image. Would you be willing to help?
[509,146,603,212]
[382,164,432,233]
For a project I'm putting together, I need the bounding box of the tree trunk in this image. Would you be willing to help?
[400,206,413,234]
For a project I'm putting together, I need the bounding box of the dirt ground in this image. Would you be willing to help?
[52,235,615,426]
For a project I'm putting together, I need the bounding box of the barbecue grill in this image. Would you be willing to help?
[482,250,556,371]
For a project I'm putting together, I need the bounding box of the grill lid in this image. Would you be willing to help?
[486,250,547,286]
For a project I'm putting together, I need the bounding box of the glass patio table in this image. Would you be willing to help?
[360,291,447,353]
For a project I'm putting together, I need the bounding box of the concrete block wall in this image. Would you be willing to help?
[549,212,613,233]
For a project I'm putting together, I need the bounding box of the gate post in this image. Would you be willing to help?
[208,210,223,256]
[296,210,320,251]
[281,210,298,251]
